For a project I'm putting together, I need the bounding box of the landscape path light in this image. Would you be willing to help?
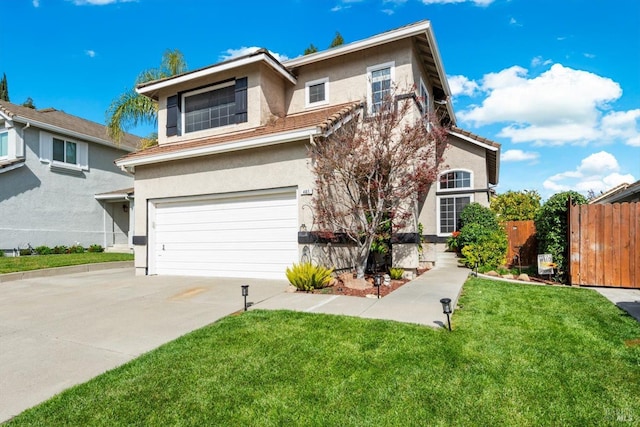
[241,284,249,311]
[374,273,382,299]
[440,297,452,331]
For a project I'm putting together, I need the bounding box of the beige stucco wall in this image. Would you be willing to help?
[155,63,289,146]
[418,134,491,240]
[286,39,416,114]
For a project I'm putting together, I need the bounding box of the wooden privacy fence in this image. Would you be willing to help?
[569,202,639,288]
[505,220,537,267]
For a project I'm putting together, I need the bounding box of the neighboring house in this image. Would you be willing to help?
[116,21,500,279]
[588,180,640,204]
[0,101,140,254]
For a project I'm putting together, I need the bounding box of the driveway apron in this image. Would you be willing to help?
[0,268,288,422]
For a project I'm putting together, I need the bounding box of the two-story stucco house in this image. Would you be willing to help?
[0,101,140,254]
[116,21,500,280]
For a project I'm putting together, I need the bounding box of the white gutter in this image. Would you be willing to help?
[116,127,319,169]
[137,53,297,97]
[94,193,131,200]
[10,116,135,152]
[449,131,499,152]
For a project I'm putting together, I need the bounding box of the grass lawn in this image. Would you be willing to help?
[0,252,133,274]
[7,278,640,426]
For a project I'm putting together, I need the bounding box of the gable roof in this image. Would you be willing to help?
[449,127,501,185]
[284,20,454,124]
[0,100,140,151]
[589,179,640,204]
[137,49,297,100]
[116,103,360,170]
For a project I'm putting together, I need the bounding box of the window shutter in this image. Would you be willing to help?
[235,77,248,123]
[39,131,52,162]
[166,95,179,137]
[77,141,89,170]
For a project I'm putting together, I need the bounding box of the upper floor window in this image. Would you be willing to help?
[419,78,429,114]
[305,77,329,108]
[39,131,88,171]
[367,62,394,114]
[53,138,77,164]
[167,77,248,137]
[184,82,236,133]
[0,132,7,157]
[439,170,471,190]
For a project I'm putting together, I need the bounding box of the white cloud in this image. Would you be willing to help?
[543,151,635,194]
[531,56,552,67]
[447,75,479,97]
[458,64,624,146]
[381,8,395,14]
[219,47,288,63]
[509,17,522,27]
[32,0,40,7]
[68,0,135,5]
[85,50,96,58]
[501,149,539,162]
[331,0,364,11]
[583,53,596,59]
[421,0,495,5]
[600,109,640,147]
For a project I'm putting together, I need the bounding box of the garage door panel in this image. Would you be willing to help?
[156,227,298,244]
[152,191,298,279]
[155,218,297,235]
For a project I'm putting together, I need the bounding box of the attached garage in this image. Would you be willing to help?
[148,189,298,279]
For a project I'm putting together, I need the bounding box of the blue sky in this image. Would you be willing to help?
[2,0,639,199]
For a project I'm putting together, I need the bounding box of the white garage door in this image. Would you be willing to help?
[150,190,298,279]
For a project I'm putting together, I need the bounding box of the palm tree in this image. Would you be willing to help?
[106,49,187,145]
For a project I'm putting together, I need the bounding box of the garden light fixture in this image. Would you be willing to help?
[440,297,452,331]
[241,284,249,311]
[374,273,382,299]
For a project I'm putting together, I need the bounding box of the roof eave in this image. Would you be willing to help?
[137,52,297,100]
[11,115,136,152]
[116,127,320,170]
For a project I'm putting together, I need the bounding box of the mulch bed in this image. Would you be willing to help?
[303,268,431,298]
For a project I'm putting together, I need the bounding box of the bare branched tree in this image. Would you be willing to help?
[310,90,449,277]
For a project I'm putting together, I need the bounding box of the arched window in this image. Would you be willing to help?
[439,170,471,190]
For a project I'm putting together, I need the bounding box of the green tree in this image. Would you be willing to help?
[534,191,587,282]
[303,44,318,55]
[454,203,507,270]
[0,73,9,101]
[22,97,36,109]
[106,49,187,145]
[329,31,344,48]
[490,190,541,221]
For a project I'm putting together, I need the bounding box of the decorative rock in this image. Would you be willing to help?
[339,272,372,290]
[502,274,515,279]
[485,270,500,277]
[517,273,530,282]
[383,274,391,286]
[286,285,298,293]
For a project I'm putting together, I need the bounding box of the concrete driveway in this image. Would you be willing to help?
[0,267,288,422]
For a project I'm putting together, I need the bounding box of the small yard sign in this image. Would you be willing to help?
[537,254,555,275]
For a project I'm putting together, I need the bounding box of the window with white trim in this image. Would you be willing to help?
[0,132,7,158]
[53,137,77,164]
[367,62,394,114]
[305,77,329,108]
[437,170,473,235]
[419,78,429,114]
[39,131,89,171]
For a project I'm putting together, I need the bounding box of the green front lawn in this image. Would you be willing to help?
[8,278,640,426]
[0,253,134,274]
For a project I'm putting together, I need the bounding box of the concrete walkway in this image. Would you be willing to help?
[253,251,470,328]
[588,287,640,323]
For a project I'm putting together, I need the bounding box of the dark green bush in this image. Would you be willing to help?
[69,245,85,254]
[286,262,334,291]
[88,244,104,253]
[535,191,587,283]
[53,245,68,254]
[35,246,52,255]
